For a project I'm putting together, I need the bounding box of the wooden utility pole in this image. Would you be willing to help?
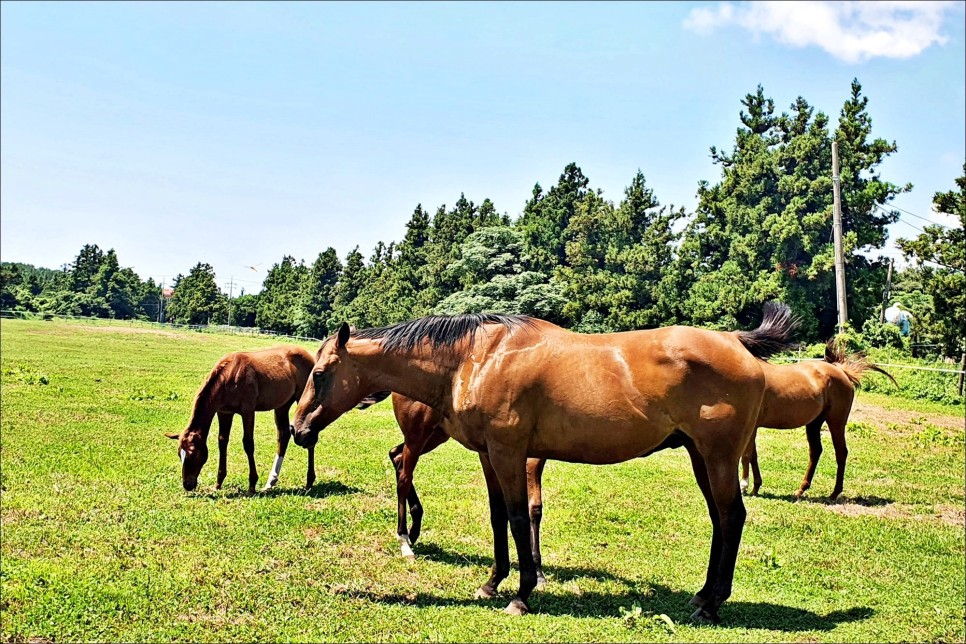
[832,141,848,333]
[880,257,894,323]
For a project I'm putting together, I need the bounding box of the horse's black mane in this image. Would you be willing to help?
[353,313,535,353]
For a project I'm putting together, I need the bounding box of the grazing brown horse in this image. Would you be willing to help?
[741,339,897,499]
[165,346,316,493]
[291,304,797,622]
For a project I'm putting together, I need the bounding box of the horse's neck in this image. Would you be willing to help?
[187,386,219,436]
[352,344,456,410]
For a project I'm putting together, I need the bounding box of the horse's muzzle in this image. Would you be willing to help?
[290,424,315,448]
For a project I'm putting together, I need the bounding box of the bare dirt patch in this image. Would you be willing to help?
[826,497,965,527]
[851,398,964,432]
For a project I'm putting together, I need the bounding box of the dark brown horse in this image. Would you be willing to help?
[165,345,316,493]
[291,305,796,622]
[741,339,897,499]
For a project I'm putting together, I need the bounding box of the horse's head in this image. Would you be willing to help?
[291,322,371,448]
[164,428,208,491]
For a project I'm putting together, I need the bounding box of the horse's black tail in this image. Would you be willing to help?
[355,390,392,410]
[735,301,799,360]
[824,337,899,388]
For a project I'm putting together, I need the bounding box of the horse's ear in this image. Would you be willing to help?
[336,322,351,349]
[164,432,180,440]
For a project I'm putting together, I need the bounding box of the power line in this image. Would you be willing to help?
[880,203,952,229]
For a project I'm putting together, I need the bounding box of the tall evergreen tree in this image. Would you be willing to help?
[897,164,965,357]
[677,81,907,339]
[257,256,308,334]
[296,248,343,338]
[518,163,591,274]
[167,263,226,325]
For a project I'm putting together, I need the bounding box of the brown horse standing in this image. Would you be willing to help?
[166,346,316,493]
[291,305,796,622]
[741,340,896,499]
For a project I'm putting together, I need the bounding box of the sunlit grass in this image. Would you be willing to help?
[2,319,963,642]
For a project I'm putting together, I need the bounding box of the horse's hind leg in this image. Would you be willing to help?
[527,457,548,588]
[692,443,747,624]
[827,411,849,501]
[241,411,258,495]
[749,436,762,496]
[739,428,759,495]
[216,412,233,490]
[684,440,722,612]
[796,419,824,498]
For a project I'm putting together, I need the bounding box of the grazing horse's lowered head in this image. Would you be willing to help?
[291,323,372,447]
[165,426,207,491]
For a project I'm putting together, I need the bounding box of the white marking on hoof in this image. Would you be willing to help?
[475,586,496,599]
[504,599,528,616]
[179,449,186,464]
[397,534,415,559]
[740,477,748,491]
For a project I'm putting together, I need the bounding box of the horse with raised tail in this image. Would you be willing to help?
[741,339,897,499]
[291,303,797,622]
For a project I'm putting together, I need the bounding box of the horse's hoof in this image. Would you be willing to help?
[504,598,529,616]
[475,586,497,600]
[739,479,749,492]
[535,573,547,589]
[750,489,760,497]
[690,607,720,625]
[689,594,707,608]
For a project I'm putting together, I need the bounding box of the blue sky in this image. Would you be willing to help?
[2,1,963,293]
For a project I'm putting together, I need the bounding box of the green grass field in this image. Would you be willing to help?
[2,319,963,642]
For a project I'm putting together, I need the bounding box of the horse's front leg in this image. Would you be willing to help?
[486,444,538,616]
[241,411,258,495]
[474,453,510,600]
[407,427,449,545]
[216,412,233,490]
[264,406,292,491]
[527,458,548,588]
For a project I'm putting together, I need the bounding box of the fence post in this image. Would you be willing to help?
[958,350,965,397]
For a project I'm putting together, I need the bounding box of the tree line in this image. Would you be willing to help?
[2,80,963,358]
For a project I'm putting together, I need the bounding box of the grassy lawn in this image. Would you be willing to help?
[1,318,963,642]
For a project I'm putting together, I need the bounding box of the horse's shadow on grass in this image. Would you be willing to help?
[392,542,873,631]
[192,479,361,500]
[754,491,894,507]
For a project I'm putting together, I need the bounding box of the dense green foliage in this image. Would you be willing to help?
[896,164,966,357]
[2,320,963,642]
[4,81,962,356]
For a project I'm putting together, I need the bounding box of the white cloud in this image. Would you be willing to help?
[683,1,960,63]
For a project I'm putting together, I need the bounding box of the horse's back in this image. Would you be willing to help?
[214,346,313,411]
[457,321,766,463]
[758,361,853,429]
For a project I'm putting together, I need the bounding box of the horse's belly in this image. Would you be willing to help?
[528,421,673,465]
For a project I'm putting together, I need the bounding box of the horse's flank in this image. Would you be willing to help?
[185,346,316,435]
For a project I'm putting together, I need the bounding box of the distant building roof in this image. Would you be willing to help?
[162,287,174,299]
